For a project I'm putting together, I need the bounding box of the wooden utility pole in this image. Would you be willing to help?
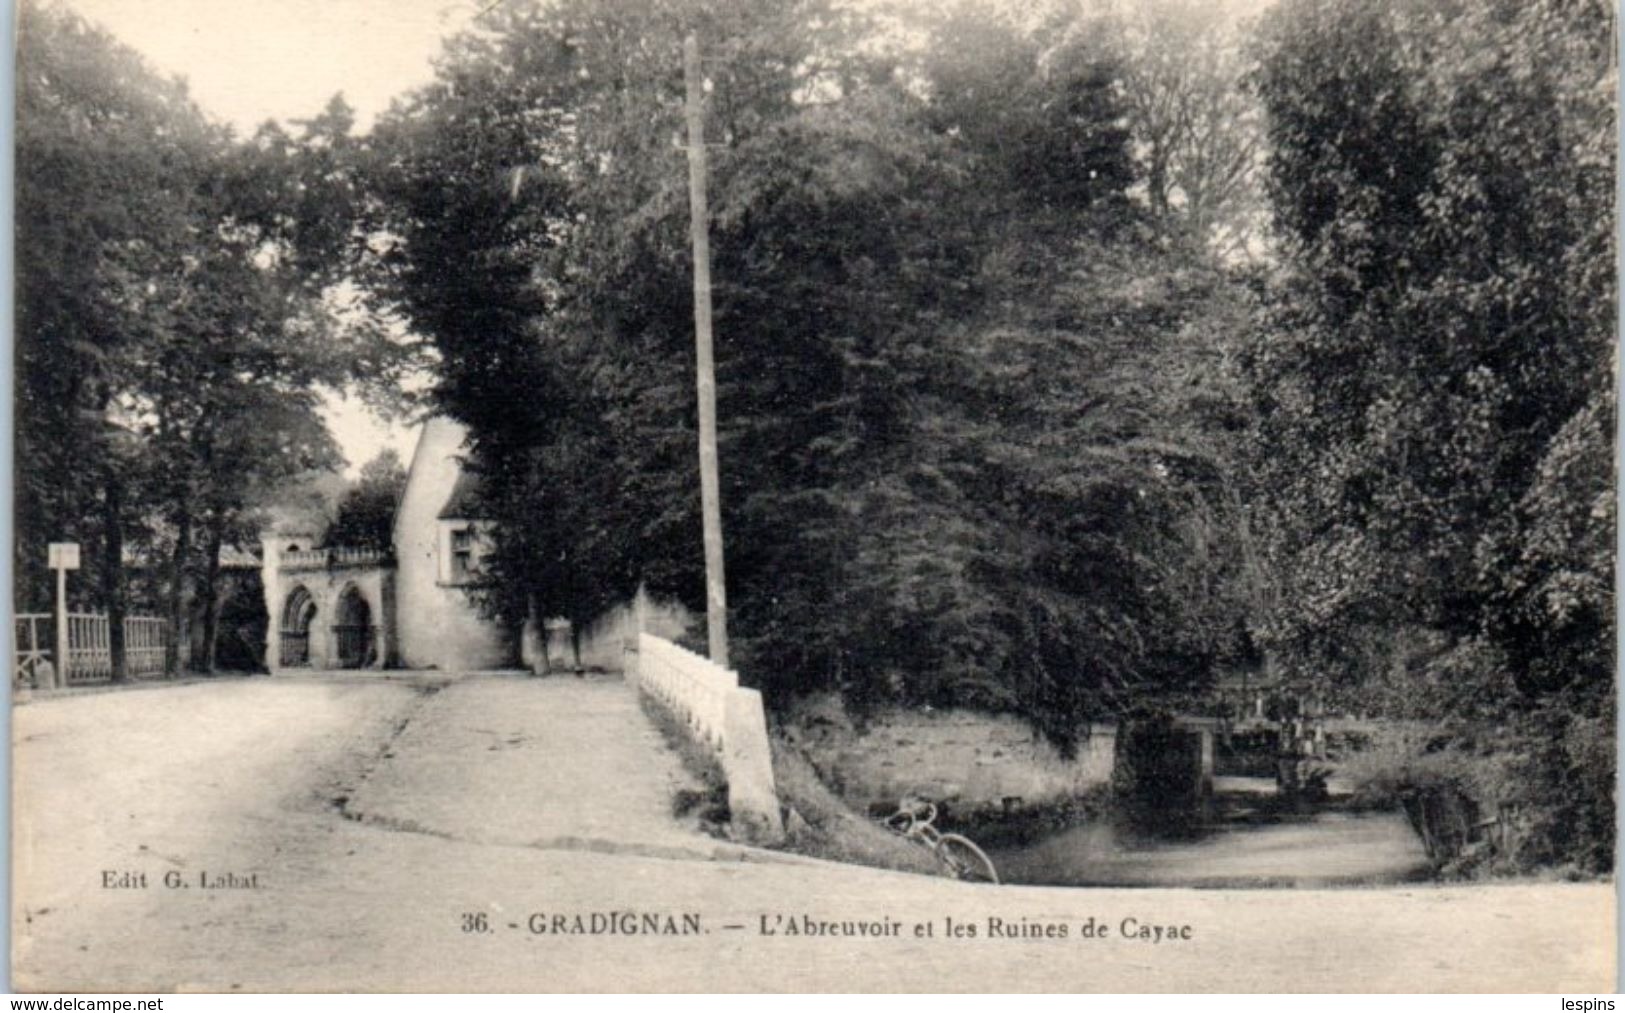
[683,32,730,668]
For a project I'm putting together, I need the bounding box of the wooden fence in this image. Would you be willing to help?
[13,613,170,686]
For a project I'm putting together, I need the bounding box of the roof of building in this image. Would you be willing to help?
[219,544,263,569]
[437,467,487,521]
[122,544,262,570]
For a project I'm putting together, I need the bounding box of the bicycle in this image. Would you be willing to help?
[883,798,999,884]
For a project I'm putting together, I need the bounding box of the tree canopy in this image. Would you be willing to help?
[1248,0,1614,717]
[1248,0,1614,870]
[14,0,409,672]
[341,0,1260,745]
[323,449,408,551]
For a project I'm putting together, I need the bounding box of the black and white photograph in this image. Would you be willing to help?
[9,0,1618,993]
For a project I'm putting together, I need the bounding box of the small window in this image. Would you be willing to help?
[450,527,476,581]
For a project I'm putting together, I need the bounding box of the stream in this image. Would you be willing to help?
[986,778,1433,888]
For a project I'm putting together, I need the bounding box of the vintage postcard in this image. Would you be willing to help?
[11,0,1618,993]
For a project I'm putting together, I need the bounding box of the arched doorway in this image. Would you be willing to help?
[280,586,316,668]
[333,586,374,668]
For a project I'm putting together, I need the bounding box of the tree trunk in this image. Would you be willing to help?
[102,472,128,683]
[198,516,224,674]
[165,506,192,677]
[531,596,551,676]
[1148,149,1170,219]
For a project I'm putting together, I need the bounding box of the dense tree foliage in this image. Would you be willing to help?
[1249,0,1614,869]
[16,1,212,642]
[323,449,408,551]
[1249,0,1614,713]
[345,0,1258,745]
[14,1,404,673]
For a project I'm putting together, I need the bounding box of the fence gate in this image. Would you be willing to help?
[13,614,51,685]
[12,613,170,686]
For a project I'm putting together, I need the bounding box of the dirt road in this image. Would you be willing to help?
[11,675,1615,992]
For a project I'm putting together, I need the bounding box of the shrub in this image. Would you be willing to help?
[1340,708,1614,877]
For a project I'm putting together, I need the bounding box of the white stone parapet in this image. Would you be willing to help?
[629,633,784,845]
[636,634,737,749]
[278,546,393,570]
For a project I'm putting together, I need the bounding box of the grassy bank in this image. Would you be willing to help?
[769,734,944,877]
[1328,711,1614,880]
[636,689,942,875]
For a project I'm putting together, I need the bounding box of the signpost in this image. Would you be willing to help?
[48,542,79,689]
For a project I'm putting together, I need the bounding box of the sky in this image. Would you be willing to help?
[58,0,477,135]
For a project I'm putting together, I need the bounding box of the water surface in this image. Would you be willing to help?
[989,800,1430,888]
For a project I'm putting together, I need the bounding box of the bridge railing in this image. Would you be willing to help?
[635,635,736,750]
[627,633,783,845]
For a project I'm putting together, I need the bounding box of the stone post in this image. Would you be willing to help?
[1189,728,1215,826]
[1196,728,1215,799]
[623,585,652,685]
[260,536,281,673]
[722,687,784,846]
[379,572,398,668]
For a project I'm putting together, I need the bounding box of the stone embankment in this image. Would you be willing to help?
[782,692,1116,816]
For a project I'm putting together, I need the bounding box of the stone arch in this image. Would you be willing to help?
[279,585,317,668]
[333,583,376,669]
